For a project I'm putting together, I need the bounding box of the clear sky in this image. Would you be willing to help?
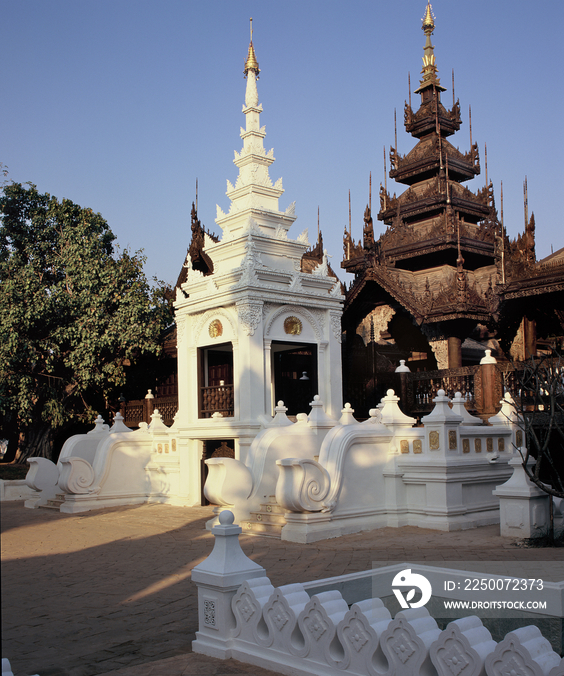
[3,0,563,286]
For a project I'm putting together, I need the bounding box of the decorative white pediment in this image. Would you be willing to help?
[265,305,322,341]
[192,307,238,344]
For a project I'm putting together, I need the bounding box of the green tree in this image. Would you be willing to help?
[0,182,172,463]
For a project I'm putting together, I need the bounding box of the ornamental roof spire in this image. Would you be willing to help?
[244,18,260,78]
[215,20,296,239]
[415,1,445,94]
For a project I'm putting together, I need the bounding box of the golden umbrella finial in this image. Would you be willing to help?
[244,17,260,78]
[422,2,435,34]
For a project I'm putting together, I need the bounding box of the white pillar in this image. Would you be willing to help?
[192,510,266,658]
[494,453,550,538]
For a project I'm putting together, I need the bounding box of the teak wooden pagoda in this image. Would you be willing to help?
[341,2,564,415]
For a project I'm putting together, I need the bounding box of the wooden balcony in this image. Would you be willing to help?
[200,384,234,418]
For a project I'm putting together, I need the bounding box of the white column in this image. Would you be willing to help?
[263,339,272,417]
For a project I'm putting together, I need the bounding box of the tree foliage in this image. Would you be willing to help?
[0,182,172,462]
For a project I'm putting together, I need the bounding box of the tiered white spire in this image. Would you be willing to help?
[216,20,296,238]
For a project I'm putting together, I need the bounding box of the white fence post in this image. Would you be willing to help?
[191,509,266,658]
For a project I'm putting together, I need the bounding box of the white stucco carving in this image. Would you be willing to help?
[264,305,322,341]
[237,301,263,336]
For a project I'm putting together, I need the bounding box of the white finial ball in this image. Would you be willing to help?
[438,389,446,396]
[218,510,235,525]
[387,389,395,396]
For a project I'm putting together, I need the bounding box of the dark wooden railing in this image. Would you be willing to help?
[121,357,554,427]
[200,384,234,418]
[121,393,178,428]
[402,366,478,417]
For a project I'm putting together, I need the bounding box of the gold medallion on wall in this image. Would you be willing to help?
[209,319,223,338]
[284,316,302,335]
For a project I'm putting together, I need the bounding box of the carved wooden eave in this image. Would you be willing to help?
[404,99,461,138]
[390,136,477,185]
[379,190,491,225]
[174,203,220,290]
[503,252,564,300]
[382,235,496,268]
[301,231,339,280]
[162,324,177,357]
[346,264,495,326]
[379,177,490,226]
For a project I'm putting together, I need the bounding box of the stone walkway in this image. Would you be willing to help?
[2,502,562,676]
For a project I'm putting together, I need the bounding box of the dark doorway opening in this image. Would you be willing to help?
[272,341,317,416]
[199,343,234,418]
[200,438,235,505]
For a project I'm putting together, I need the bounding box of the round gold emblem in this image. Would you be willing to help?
[209,319,223,338]
[283,316,302,335]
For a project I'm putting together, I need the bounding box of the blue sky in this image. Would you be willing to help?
[3,0,563,285]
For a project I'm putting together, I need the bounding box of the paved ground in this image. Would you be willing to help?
[2,501,563,676]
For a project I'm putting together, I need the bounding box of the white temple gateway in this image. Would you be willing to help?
[20,21,555,545]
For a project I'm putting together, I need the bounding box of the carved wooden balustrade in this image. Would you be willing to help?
[200,384,234,419]
[121,394,178,428]
[402,366,478,417]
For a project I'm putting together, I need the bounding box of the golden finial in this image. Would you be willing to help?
[415,0,444,94]
[422,2,435,33]
[244,17,260,78]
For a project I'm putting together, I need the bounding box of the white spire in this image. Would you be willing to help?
[216,25,295,239]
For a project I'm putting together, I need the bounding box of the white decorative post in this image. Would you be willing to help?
[380,389,417,429]
[192,510,266,658]
[493,451,550,537]
[451,391,483,425]
[422,389,463,456]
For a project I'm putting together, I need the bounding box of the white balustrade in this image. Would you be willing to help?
[192,511,564,676]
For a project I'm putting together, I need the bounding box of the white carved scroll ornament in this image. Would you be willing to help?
[275,458,330,513]
[58,457,99,494]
